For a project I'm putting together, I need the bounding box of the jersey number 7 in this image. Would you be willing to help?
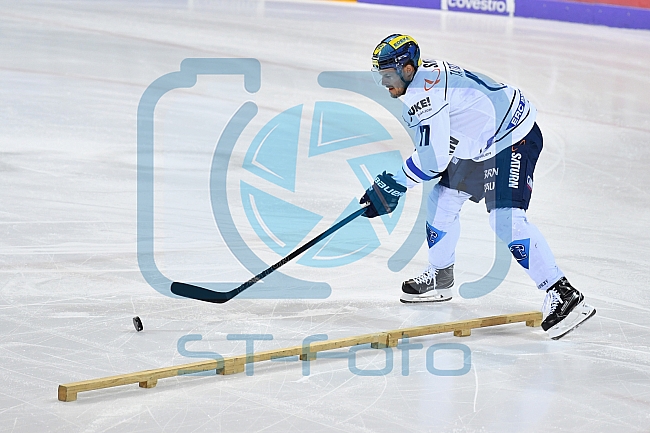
[418,125,430,147]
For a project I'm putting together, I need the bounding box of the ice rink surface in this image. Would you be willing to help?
[1,0,650,431]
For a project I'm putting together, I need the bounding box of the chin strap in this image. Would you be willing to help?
[397,65,416,88]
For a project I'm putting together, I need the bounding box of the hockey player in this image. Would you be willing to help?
[359,34,595,339]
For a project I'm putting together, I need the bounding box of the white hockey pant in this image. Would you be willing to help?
[426,184,564,290]
[488,208,564,290]
[426,184,469,269]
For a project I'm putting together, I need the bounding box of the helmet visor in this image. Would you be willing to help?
[371,68,383,86]
[371,56,402,86]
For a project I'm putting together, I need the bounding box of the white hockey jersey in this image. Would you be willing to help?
[393,60,537,188]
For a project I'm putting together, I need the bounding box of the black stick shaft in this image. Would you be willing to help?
[171,206,367,303]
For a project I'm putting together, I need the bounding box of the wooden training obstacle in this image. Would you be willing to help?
[58,311,542,402]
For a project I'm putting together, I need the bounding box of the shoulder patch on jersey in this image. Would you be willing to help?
[424,73,440,91]
[419,60,442,92]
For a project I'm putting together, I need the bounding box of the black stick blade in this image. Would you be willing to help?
[170,207,367,305]
[171,282,235,304]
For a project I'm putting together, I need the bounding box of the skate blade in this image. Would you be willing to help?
[549,302,596,340]
[400,290,452,304]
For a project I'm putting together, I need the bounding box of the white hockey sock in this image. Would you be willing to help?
[489,208,564,290]
[426,184,471,269]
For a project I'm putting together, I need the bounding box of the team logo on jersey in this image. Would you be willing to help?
[508,239,530,269]
[424,70,441,91]
[424,79,438,91]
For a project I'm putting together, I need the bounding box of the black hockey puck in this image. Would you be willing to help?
[133,316,143,332]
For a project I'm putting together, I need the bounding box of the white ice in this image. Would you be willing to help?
[1,0,650,432]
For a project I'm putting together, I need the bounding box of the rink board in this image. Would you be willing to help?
[356,0,650,29]
[58,311,542,402]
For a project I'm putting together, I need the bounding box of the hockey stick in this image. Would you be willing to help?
[170,206,368,304]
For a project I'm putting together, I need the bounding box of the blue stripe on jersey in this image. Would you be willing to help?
[405,157,434,181]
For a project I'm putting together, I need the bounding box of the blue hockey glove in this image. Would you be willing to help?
[360,171,407,218]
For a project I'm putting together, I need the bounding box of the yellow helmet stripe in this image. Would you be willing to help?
[388,35,416,49]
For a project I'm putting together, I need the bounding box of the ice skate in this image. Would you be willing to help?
[541,277,596,340]
[400,264,453,303]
